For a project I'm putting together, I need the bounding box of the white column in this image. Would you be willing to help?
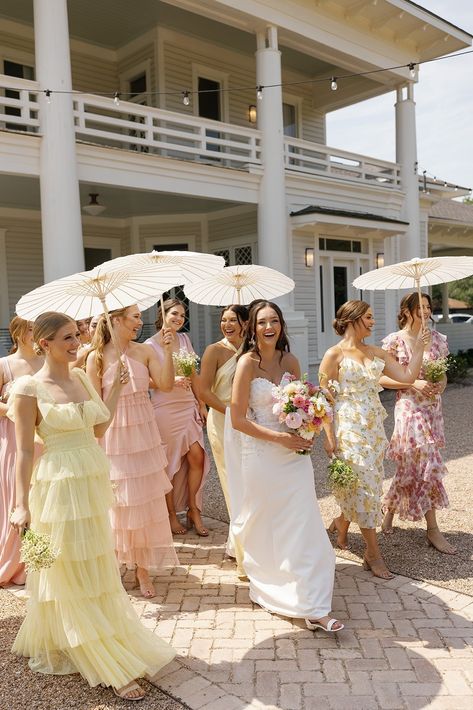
[34,0,84,281]
[256,27,290,301]
[395,84,422,261]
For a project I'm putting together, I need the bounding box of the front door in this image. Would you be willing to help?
[319,256,357,353]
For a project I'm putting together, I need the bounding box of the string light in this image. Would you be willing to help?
[44,89,51,104]
[113,91,120,106]
[330,77,338,91]
[182,91,190,106]
[256,86,263,100]
[408,62,416,78]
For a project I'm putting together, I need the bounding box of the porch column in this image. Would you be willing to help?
[255,27,290,303]
[34,0,85,281]
[440,282,450,322]
[255,27,309,371]
[395,84,422,261]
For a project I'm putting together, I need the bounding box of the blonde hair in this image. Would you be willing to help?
[9,316,31,354]
[32,312,76,355]
[333,300,371,336]
[89,306,129,377]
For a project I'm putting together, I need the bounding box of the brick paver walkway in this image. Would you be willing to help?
[126,518,473,710]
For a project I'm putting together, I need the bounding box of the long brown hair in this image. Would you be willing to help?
[9,316,31,354]
[90,306,129,377]
[398,292,432,328]
[333,300,371,336]
[32,312,76,355]
[155,298,186,331]
[241,301,290,365]
[220,304,249,334]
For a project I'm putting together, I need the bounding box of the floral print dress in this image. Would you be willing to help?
[381,329,449,521]
[334,356,388,529]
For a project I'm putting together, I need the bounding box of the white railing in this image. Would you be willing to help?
[0,74,40,132]
[73,93,261,168]
[284,136,401,188]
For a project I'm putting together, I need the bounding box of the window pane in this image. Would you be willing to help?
[326,239,352,252]
[235,245,252,265]
[198,77,221,121]
[130,73,147,98]
[214,249,230,267]
[333,266,348,315]
[283,102,297,137]
[84,247,112,271]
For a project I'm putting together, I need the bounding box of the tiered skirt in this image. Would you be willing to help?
[13,431,175,687]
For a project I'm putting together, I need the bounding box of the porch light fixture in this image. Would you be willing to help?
[82,193,106,217]
[248,104,257,124]
[305,248,315,268]
[376,252,384,269]
[330,77,338,91]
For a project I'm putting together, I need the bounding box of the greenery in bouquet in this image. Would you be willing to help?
[172,348,200,377]
[327,457,358,491]
[272,374,333,455]
[422,356,449,383]
[20,528,59,573]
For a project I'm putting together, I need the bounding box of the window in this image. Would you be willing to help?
[3,60,35,132]
[128,72,148,153]
[198,77,221,121]
[84,247,112,271]
[334,266,348,315]
[213,245,253,266]
[319,238,362,253]
[283,102,297,138]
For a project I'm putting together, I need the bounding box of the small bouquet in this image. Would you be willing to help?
[20,528,59,573]
[272,374,333,455]
[172,348,200,377]
[423,357,449,383]
[327,457,358,491]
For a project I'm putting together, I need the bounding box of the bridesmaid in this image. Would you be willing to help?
[0,316,43,587]
[380,292,456,554]
[146,299,210,537]
[319,300,428,579]
[200,304,249,571]
[87,305,178,598]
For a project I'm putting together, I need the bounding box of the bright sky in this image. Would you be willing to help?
[326,1,473,190]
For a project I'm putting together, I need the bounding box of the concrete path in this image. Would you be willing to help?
[126,518,473,710]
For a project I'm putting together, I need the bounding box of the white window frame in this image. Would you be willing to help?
[119,60,152,102]
[83,236,122,260]
[191,63,229,123]
[282,92,303,138]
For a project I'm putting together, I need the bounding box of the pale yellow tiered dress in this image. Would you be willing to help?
[7,369,175,689]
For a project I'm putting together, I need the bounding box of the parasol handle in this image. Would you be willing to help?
[100,299,124,362]
[236,287,241,305]
[160,295,166,326]
[415,278,426,332]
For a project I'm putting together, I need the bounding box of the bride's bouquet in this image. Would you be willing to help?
[272,375,333,455]
[172,348,200,377]
[20,528,59,573]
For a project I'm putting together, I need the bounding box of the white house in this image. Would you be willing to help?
[0,0,471,367]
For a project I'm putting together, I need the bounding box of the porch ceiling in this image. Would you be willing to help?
[0,175,239,218]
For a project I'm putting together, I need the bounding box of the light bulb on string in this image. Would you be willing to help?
[113,91,120,107]
[182,91,191,106]
[45,89,52,104]
[408,63,416,79]
[256,86,263,101]
[330,77,338,91]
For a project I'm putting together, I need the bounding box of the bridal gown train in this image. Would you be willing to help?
[225,376,335,619]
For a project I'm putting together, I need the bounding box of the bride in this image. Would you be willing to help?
[225,301,343,632]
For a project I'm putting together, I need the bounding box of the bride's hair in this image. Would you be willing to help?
[241,300,290,364]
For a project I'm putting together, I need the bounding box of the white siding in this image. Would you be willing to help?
[293,235,318,363]
[4,216,43,315]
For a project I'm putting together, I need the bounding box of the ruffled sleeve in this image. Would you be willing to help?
[432,330,449,358]
[6,375,37,422]
[381,332,400,358]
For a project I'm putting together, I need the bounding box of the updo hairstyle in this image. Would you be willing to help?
[9,316,31,354]
[32,312,76,355]
[333,300,371,336]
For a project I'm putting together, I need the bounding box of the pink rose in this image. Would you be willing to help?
[285,411,303,429]
[293,394,306,408]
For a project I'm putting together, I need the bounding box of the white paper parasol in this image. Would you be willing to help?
[183,264,295,306]
[99,249,225,320]
[353,256,473,328]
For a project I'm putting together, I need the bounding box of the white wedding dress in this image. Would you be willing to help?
[224,376,336,619]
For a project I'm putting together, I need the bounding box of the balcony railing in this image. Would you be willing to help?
[1,75,404,189]
[284,136,401,188]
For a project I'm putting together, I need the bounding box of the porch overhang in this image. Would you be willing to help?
[290,205,408,237]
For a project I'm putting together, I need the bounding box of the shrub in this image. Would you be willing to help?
[446,353,470,382]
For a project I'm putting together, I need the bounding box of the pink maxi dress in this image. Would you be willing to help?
[146,333,210,513]
[0,357,26,586]
[100,354,178,570]
[382,329,450,520]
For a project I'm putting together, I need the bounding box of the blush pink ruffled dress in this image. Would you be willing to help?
[381,329,450,521]
[100,355,178,570]
[146,333,209,513]
[0,357,26,586]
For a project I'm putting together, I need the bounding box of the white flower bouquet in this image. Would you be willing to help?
[423,357,449,383]
[20,528,59,573]
[172,348,200,377]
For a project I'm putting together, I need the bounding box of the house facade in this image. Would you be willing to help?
[0,0,471,367]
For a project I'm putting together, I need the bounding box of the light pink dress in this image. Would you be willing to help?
[0,357,26,586]
[100,355,178,570]
[146,333,209,513]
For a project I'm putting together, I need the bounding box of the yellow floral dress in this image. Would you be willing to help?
[334,357,388,529]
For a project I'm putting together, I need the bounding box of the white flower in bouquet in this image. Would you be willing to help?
[172,348,200,377]
[20,528,59,573]
[422,357,449,383]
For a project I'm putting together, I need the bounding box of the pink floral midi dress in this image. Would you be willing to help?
[381,329,449,521]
